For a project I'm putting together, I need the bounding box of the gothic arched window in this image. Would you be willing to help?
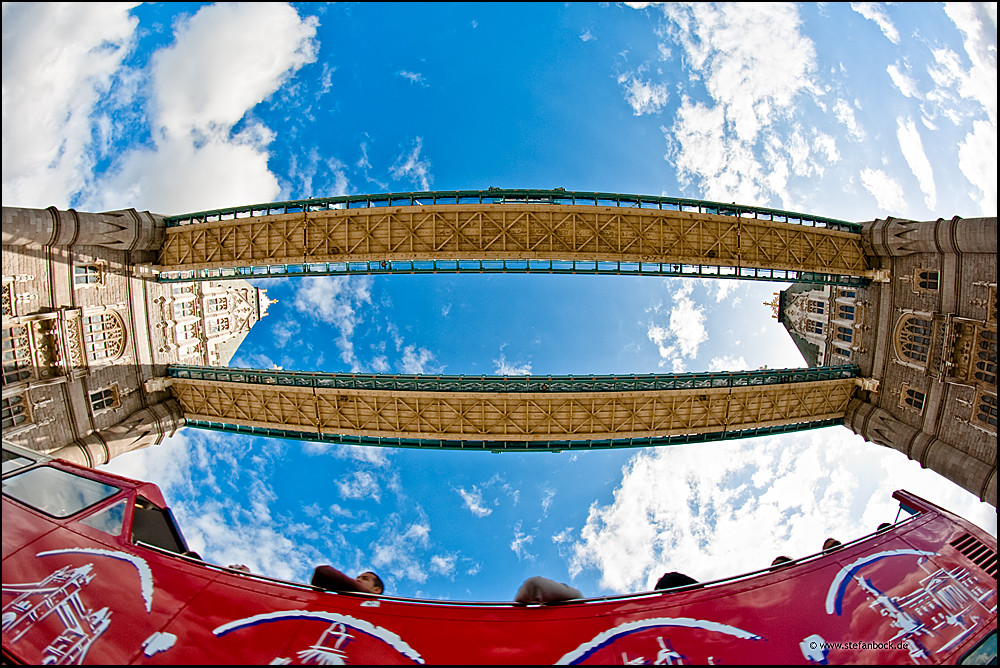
[83,312,126,362]
[89,386,120,413]
[1,394,30,429]
[896,315,933,364]
[74,263,103,286]
[917,270,939,291]
[903,388,925,411]
[975,392,997,430]
[974,329,997,386]
[3,324,32,385]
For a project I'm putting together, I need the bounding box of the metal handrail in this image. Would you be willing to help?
[168,364,860,393]
[163,188,862,232]
[156,259,867,286]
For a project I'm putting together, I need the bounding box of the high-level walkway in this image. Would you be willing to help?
[157,189,870,285]
[167,365,861,452]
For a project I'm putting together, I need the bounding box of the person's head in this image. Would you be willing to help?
[356,571,384,595]
[654,571,698,590]
[770,556,793,570]
[823,537,842,552]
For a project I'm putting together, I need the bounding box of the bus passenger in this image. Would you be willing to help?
[514,576,582,605]
[312,565,385,595]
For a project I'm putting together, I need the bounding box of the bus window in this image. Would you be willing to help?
[959,631,996,665]
[2,447,37,475]
[131,496,189,554]
[1,466,119,518]
[80,498,127,537]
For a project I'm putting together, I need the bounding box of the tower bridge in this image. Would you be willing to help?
[1,192,995,504]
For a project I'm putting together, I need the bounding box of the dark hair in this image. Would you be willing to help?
[655,571,698,590]
[362,571,385,594]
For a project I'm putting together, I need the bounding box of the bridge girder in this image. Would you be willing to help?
[159,204,871,278]
[169,373,859,447]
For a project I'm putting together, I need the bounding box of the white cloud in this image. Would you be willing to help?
[569,428,996,594]
[813,131,840,164]
[701,278,738,303]
[88,2,318,213]
[430,554,457,576]
[658,3,827,207]
[456,486,493,517]
[663,3,818,141]
[399,344,439,374]
[271,318,301,349]
[300,441,391,467]
[939,3,997,215]
[943,2,997,125]
[1,3,138,208]
[646,291,708,370]
[580,29,595,42]
[541,487,556,515]
[707,355,749,372]
[859,167,907,214]
[398,70,428,86]
[849,2,901,44]
[494,352,532,376]
[957,120,998,214]
[618,73,669,116]
[896,117,937,211]
[390,137,433,191]
[287,149,350,200]
[231,351,279,370]
[510,521,535,560]
[886,63,921,99]
[371,515,433,584]
[336,471,381,503]
[833,98,866,142]
[293,276,373,371]
[152,4,317,137]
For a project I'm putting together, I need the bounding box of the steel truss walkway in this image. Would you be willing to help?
[168,365,862,453]
[157,189,870,286]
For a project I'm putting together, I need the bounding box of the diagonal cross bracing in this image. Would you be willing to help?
[159,203,870,279]
[168,366,861,449]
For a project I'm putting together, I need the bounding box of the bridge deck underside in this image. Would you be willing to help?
[159,204,870,278]
[171,377,858,445]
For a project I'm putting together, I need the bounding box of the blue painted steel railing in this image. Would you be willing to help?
[156,258,867,286]
[163,188,862,233]
[183,418,847,452]
[168,364,859,393]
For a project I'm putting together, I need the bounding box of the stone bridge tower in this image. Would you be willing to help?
[777,216,996,504]
[2,206,272,467]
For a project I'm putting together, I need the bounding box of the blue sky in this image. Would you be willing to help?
[2,2,996,602]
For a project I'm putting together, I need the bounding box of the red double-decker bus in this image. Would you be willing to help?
[3,441,996,665]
